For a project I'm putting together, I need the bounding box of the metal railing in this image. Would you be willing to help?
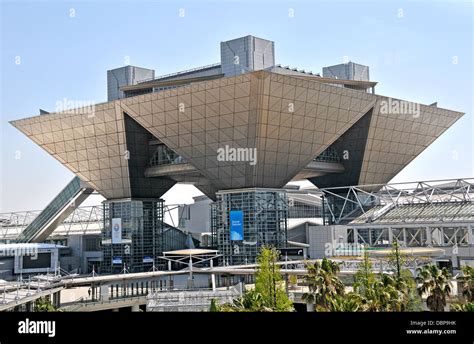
[15,177,92,243]
[139,63,221,84]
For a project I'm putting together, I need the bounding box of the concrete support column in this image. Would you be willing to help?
[469,225,473,245]
[388,227,393,244]
[210,259,216,291]
[187,257,194,289]
[353,228,358,245]
[426,227,432,246]
[452,251,459,269]
[53,291,61,308]
[306,303,315,312]
[131,304,140,312]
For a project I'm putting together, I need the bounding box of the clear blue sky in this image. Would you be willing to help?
[1,0,472,213]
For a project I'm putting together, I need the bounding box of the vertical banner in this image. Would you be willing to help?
[111,218,122,244]
[230,210,244,241]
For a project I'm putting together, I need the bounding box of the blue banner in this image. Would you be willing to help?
[230,210,244,241]
[143,256,154,263]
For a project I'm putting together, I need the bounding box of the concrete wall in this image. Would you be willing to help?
[62,234,102,273]
[107,66,155,101]
[220,36,275,76]
[178,197,212,234]
[306,225,349,259]
[0,258,14,280]
[322,62,369,81]
[438,246,474,270]
[287,222,309,243]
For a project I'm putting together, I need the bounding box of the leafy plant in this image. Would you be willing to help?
[34,297,58,312]
[450,301,474,312]
[209,298,219,312]
[416,264,452,312]
[327,294,362,312]
[217,246,294,312]
[302,258,345,310]
[457,266,474,302]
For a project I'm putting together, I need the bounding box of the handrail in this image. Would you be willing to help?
[139,63,221,83]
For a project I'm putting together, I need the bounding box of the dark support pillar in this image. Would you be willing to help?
[52,292,61,308]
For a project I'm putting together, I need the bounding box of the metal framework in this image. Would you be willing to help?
[347,224,472,248]
[0,203,192,242]
[101,199,165,273]
[211,189,288,265]
[321,178,474,225]
[146,286,241,312]
[149,144,186,167]
[320,178,474,249]
[313,146,341,163]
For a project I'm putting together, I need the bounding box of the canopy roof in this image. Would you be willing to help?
[162,249,219,256]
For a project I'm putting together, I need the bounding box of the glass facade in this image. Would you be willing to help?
[211,189,288,265]
[101,198,191,273]
[314,146,341,163]
[16,177,83,243]
[149,144,186,167]
[102,199,165,273]
[288,199,322,218]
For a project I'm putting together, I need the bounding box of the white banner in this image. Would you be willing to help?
[111,218,122,244]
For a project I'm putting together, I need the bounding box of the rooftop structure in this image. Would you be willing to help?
[301,178,474,270]
[8,35,465,268]
[10,33,463,200]
[323,61,370,81]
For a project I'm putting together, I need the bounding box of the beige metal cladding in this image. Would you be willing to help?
[122,70,376,193]
[10,70,463,199]
[359,96,464,187]
[10,102,132,199]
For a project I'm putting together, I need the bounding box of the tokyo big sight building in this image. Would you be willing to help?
[10,35,464,268]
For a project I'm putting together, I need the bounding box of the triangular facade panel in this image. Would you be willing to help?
[11,70,464,200]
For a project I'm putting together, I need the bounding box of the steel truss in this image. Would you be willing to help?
[0,203,192,241]
[347,224,472,248]
[321,178,474,225]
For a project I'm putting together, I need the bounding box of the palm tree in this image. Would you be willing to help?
[457,266,474,302]
[302,258,345,311]
[358,274,404,312]
[416,265,452,312]
[353,252,408,312]
[378,273,407,311]
[327,294,362,312]
[450,302,474,312]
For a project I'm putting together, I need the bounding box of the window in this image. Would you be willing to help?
[85,237,101,251]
